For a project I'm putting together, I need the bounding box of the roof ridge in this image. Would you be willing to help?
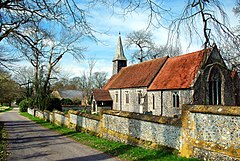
[125,56,169,68]
[172,47,212,59]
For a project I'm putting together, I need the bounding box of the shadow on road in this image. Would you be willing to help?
[57,153,119,161]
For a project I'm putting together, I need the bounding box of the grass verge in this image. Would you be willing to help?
[20,112,199,161]
[0,106,13,113]
[0,122,9,161]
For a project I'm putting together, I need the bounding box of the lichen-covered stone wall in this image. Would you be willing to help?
[27,108,34,116]
[35,110,44,118]
[181,105,240,160]
[54,112,68,127]
[101,110,182,149]
[27,106,240,160]
[69,110,100,135]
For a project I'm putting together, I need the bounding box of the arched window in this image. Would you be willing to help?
[209,68,222,105]
[172,92,179,108]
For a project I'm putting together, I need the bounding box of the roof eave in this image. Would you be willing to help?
[147,87,192,91]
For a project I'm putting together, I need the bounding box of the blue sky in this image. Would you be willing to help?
[38,1,239,78]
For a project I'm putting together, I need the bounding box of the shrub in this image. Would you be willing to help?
[15,97,24,105]
[73,99,81,105]
[19,99,29,112]
[61,98,73,105]
[28,98,35,109]
[45,97,62,112]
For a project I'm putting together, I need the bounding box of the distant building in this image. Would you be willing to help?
[51,90,83,103]
[91,89,112,113]
[92,34,240,116]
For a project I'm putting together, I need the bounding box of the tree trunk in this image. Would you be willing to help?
[34,50,39,96]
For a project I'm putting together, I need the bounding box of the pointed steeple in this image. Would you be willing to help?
[112,33,127,75]
[113,32,127,61]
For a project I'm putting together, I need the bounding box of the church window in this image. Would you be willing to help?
[209,68,222,105]
[138,91,142,104]
[172,92,179,108]
[126,92,129,104]
[152,94,155,110]
[115,93,118,103]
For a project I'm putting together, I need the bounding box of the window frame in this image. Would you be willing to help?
[152,94,155,110]
[138,91,142,104]
[208,67,222,105]
[172,92,180,108]
[115,93,118,103]
[125,92,129,104]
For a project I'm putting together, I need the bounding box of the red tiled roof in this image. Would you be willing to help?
[103,74,118,90]
[105,56,168,89]
[148,49,210,90]
[92,89,112,101]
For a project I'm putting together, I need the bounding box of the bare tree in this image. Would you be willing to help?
[92,72,108,89]
[146,44,181,59]
[126,30,154,63]
[43,30,85,95]
[12,66,34,85]
[220,41,240,72]
[219,1,240,72]
[0,0,94,71]
[91,0,237,50]
[168,0,236,49]
[8,21,85,109]
[88,0,171,29]
[126,29,181,62]
[0,45,19,69]
[0,0,94,41]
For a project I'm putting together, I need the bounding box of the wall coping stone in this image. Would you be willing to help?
[53,110,67,116]
[182,105,240,116]
[102,110,182,126]
[69,110,100,121]
[43,110,53,114]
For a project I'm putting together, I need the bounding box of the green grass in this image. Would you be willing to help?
[0,122,9,161]
[20,112,199,161]
[0,106,12,160]
[0,106,13,113]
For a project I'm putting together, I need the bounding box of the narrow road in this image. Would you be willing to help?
[0,108,121,161]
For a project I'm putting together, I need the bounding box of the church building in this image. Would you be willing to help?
[92,34,240,117]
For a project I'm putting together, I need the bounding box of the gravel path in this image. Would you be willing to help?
[0,108,121,161]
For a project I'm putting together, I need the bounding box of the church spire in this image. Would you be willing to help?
[112,33,127,75]
[113,32,127,61]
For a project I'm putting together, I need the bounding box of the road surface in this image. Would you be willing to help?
[0,108,122,161]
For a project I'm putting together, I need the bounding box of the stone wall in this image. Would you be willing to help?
[100,110,182,149]
[27,108,34,116]
[27,105,240,160]
[68,110,100,135]
[35,110,44,118]
[54,111,69,127]
[43,110,53,122]
[29,108,100,135]
[62,105,91,113]
[180,105,240,160]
